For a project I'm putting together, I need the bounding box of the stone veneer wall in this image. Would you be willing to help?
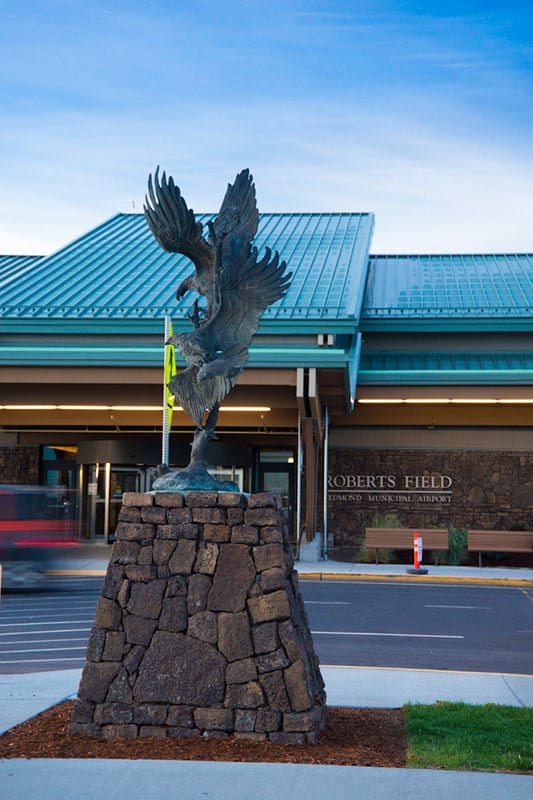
[0,445,40,485]
[329,448,533,545]
[69,491,326,743]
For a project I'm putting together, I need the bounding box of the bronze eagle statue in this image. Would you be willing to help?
[144,168,292,488]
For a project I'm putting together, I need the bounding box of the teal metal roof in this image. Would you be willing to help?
[362,254,533,323]
[0,254,43,289]
[0,212,374,328]
[358,351,533,384]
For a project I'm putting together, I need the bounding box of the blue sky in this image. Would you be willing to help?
[1,0,532,254]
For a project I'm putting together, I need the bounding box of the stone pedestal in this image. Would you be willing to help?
[69,491,326,744]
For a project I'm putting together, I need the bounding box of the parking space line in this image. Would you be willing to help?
[0,657,86,664]
[426,604,491,610]
[0,627,91,636]
[0,637,87,646]
[0,646,87,654]
[0,620,93,627]
[305,601,350,605]
[312,630,464,639]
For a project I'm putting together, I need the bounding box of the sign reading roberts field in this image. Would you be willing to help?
[328,473,453,504]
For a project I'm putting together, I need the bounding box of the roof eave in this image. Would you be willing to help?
[360,317,533,333]
[358,369,533,385]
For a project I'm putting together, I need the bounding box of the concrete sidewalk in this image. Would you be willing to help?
[2,759,531,800]
[297,559,533,585]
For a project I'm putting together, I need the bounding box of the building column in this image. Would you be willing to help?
[297,368,324,545]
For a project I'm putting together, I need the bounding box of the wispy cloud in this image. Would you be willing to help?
[0,1,531,254]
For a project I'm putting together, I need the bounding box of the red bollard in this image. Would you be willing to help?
[414,533,422,570]
[407,532,428,574]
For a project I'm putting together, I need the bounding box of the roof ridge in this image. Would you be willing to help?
[369,253,533,258]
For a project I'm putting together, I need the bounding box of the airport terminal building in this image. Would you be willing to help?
[1,211,532,551]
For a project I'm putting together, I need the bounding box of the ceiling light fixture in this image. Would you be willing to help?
[2,404,57,410]
[220,406,271,412]
[497,398,533,404]
[403,398,451,404]
[0,404,272,412]
[357,398,404,404]
[357,398,533,405]
[449,398,498,404]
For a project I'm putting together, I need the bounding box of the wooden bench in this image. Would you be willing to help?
[467,530,533,567]
[364,528,449,565]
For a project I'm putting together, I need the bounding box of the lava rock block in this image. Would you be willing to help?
[69,491,326,743]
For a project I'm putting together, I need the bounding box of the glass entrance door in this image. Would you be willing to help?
[108,469,144,541]
[258,464,294,537]
[87,465,145,542]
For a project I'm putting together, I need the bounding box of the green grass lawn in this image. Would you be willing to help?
[406,702,533,773]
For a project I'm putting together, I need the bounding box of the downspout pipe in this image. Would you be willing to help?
[323,404,329,560]
[296,408,302,559]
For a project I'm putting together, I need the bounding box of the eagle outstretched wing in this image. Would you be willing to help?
[144,167,215,302]
[209,168,259,267]
[144,167,214,271]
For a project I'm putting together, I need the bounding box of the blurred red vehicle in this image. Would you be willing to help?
[0,484,79,589]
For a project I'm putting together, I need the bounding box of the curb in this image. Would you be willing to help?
[46,569,107,576]
[298,572,533,587]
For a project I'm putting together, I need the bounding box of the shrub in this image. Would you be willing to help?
[447,527,468,565]
[357,512,401,563]
[357,543,395,564]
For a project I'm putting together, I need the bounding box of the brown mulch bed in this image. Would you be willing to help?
[0,701,407,767]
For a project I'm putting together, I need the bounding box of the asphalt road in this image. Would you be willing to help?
[0,577,100,673]
[0,577,532,675]
[303,579,533,675]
